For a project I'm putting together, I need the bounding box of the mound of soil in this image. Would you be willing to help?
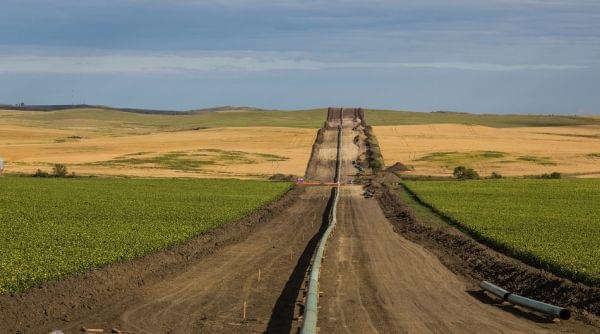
[386,162,413,173]
[269,173,296,181]
[378,172,401,184]
[304,128,325,179]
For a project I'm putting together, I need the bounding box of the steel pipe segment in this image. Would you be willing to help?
[480,281,571,320]
[300,111,343,334]
[480,281,510,300]
[506,293,571,320]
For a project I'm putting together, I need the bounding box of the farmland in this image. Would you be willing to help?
[0,107,328,132]
[0,126,316,179]
[2,107,599,333]
[365,109,600,128]
[402,179,600,285]
[2,107,599,131]
[0,176,291,293]
[2,107,600,179]
[376,124,600,177]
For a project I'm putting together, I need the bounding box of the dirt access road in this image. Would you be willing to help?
[317,108,595,333]
[318,185,587,333]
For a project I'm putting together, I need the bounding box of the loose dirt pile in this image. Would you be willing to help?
[304,128,338,182]
[386,161,412,172]
[269,173,297,181]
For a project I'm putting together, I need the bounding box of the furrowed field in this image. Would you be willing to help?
[403,179,600,285]
[0,177,291,293]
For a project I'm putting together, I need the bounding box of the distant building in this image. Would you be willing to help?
[0,158,4,175]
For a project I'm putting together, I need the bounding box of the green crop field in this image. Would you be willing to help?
[402,179,600,285]
[0,177,291,293]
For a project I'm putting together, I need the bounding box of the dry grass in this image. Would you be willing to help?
[0,126,315,179]
[2,107,599,179]
[376,124,600,177]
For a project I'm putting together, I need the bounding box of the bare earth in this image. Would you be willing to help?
[319,186,591,333]
[376,124,600,177]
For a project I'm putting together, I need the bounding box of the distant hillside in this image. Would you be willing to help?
[365,109,600,128]
[0,107,327,132]
[0,104,184,115]
[0,104,271,115]
[191,106,271,113]
[1,105,598,129]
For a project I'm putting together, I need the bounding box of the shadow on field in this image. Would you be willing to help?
[265,187,335,334]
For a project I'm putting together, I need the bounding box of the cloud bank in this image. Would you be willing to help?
[0,0,597,113]
[0,54,585,74]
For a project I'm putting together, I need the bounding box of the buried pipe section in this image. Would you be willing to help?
[480,281,571,320]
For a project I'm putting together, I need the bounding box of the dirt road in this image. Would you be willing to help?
[318,108,595,333]
[29,186,330,333]
[318,186,583,333]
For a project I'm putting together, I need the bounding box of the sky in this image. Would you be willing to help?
[1,0,599,114]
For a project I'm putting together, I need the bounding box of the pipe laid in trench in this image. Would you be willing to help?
[300,113,344,334]
[480,281,571,320]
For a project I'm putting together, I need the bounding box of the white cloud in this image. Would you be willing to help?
[0,55,322,73]
[349,62,586,71]
[0,54,585,74]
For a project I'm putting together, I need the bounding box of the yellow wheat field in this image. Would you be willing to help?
[2,110,599,179]
[0,125,315,179]
[375,124,600,177]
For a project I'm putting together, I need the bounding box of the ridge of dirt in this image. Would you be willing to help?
[304,129,338,183]
[304,127,325,179]
[374,181,600,323]
[0,186,301,333]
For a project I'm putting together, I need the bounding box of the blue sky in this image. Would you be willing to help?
[1,0,599,114]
